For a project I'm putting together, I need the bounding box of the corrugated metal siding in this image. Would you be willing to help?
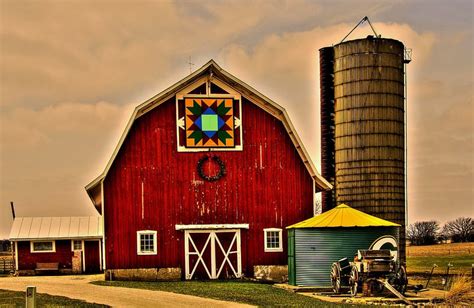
[294,227,398,286]
[104,96,315,276]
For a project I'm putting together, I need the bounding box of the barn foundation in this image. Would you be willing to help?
[105,268,181,281]
[253,265,288,282]
[16,268,74,276]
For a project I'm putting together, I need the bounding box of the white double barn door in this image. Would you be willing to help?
[184,229,242,280]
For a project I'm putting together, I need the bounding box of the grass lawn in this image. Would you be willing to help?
[407,254,473,275]
[93,280,348,307]
[0,289,109,307]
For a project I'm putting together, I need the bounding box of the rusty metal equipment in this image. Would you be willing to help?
[442,263,454,290]
[331,249,407,298]
[330,257,351,294]
[425,264,438,289]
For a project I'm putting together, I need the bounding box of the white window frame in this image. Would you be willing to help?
[30,241,56,253]
[71,240,83,252]
[264,228,283,252]
[136,230,157,255]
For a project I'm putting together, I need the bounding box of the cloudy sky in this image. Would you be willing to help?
[0,0,472,238]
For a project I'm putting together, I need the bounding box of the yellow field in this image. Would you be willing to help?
[407,242,474,257]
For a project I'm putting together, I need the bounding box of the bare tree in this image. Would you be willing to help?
[442,217,474,243]
[407,221,440,245]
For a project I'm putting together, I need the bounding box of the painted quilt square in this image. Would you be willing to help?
[185,98,234,147]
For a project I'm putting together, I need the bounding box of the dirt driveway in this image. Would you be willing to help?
[0,275,253,307]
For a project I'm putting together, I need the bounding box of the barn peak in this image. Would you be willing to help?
[85,59,332,213]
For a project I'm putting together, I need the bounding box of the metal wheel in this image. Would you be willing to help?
[393,265,408,294]
[349,265,359,296]
[330,263,342,294]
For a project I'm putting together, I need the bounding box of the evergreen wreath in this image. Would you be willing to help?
[197,155,226,182]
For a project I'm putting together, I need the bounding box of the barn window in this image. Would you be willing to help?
[264,228,283,252]
[136,230,157,255]
[71,240,83,251]
[30,241,55,253]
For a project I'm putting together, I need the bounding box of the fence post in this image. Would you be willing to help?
[25,286,36,308]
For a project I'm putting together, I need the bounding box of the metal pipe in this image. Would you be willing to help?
[425,264,437,288]
[443,263,453,290]
[10,201,15,219]
[340,16,379,43]
[404,56,408,266]
[25,286,36,308]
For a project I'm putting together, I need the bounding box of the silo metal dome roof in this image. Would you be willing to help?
[287,204,400,229]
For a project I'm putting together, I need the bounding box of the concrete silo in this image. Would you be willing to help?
[320,36,411,262]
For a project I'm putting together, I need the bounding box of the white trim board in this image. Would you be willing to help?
[30,240,56,253]
[14,242,18,271]
[175,224,249,231]
[71,239,84,251]
[136,230,158,255]
[101,181,106,270]
[263,228,283,252]
[13,236,102,241]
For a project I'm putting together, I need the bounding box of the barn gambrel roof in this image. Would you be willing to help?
[86,60,332,213]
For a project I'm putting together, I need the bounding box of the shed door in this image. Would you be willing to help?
[184,229,241,280]
[84,240,101,273]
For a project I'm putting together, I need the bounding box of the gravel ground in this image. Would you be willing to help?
[0,275,253,308]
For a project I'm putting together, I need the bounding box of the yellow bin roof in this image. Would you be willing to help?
[287,204,400,229]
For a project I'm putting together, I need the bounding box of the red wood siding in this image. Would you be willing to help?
[104,96,314,276]
[17,240,73,270]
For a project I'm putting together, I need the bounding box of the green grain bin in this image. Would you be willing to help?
[287,204,400,286]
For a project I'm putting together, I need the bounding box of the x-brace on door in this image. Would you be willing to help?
[184,229,242,279]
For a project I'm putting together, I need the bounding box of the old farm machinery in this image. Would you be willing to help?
[330,249,408,298]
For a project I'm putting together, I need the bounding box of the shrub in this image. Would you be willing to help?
[445,273,474,306]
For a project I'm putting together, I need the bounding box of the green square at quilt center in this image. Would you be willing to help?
[201,114,219,131]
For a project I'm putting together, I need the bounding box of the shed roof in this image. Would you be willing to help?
[287,204,400,229]
[9,216,103,241]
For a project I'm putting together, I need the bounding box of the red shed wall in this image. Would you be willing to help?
[104,96,314,276]
[17,240,73,270]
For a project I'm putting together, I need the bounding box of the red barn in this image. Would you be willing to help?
[86,60,331,281]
